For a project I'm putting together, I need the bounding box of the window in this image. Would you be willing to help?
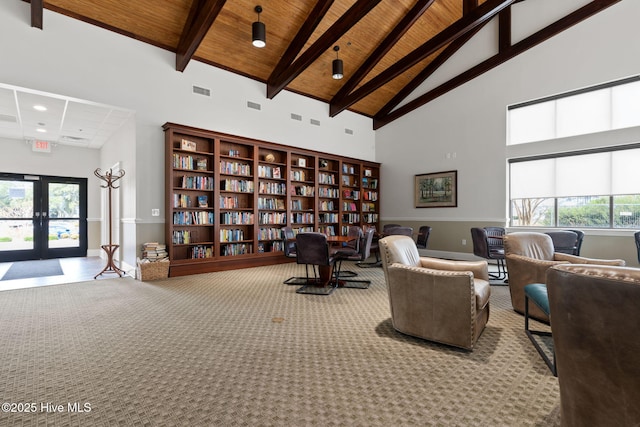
[509,147,640,228]
[507,76,640,145]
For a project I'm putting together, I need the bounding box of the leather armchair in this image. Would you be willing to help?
[547,264,640,427]
[379,235,490,350]
[503,232,625,321]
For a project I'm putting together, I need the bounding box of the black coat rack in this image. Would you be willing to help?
[94,168,126,278]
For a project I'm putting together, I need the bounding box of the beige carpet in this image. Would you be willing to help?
[0,261,560,426]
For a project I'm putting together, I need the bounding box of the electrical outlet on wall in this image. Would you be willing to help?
[461,239,467,245]
[152,209,160,216]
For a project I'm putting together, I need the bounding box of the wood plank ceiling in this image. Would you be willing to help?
[29,0,621,129]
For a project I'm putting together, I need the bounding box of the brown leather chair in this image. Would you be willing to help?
[379,235,490,351]
[503,232,625,322]
[547,264,640,427]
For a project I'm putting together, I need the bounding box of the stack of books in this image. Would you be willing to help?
[141,242,168,261]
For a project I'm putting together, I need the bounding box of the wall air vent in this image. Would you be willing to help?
[345,128,354,135]
[247,101,261,110]
[192,85,211,97]
[60,135,88,144]
[0,114,17,123]
[310,119,320,126]
[290,113,302,121]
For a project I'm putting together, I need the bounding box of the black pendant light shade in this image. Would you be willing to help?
[252,6,266,48]
[332,45,343,80]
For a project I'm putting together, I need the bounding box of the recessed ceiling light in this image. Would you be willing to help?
[34,105,47,111]
[36,128,47,133]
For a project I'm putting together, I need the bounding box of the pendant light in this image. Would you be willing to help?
[332,45,343,80]
[252,5,266,48]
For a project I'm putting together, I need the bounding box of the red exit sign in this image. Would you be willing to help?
[32,140,51,153]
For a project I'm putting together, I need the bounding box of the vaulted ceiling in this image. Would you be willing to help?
[28,0,621,129]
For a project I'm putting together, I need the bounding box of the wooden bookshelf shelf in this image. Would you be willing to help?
[164,122,380,277]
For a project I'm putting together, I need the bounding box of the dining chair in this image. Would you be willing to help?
[282,226,308,285]
[294,232,338,295]
[333,228,375,289]
[416,225,431,249]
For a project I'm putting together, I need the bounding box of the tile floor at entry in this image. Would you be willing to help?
[0,257,128,292]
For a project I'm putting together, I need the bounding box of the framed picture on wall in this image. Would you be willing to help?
[414,170,457,208]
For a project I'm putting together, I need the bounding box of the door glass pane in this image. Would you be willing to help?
[0,180,34,251]
[48,183,80,249]
[48,183,80,218]
[48,219,79,248]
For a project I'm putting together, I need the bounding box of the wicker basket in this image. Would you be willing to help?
[136,259,170,281]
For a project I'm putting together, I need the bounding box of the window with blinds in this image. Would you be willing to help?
[509,147,640,228]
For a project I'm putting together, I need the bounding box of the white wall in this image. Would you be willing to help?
[376,0,640,224]
[0,1,375,266]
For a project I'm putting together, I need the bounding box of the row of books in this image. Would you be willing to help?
[220,211,254,225]
[173,154,208,171]
[257,241,284,253]
[259,212,287,225]
[180,175,214,190]
[258,197,286,210]
[258,227,284,241]
[258,181,286,195]
[362,202,376,212]
[318,188,340,198]
[173,211,214,225]
[362,177,378,189]
[257,165,282,179]
[220,160,251,176]
[319,200,335,211]
[191,245,213,259]
[219,195,241,209]
[362,191,378,201]
[342,213,361,223]
[318,172,336,185]
[318,225,336,236]
[291,213,314,224]
[362,213,379,223]
[319,213,339,223]
[343,190,360,200]
[221,244,252,256]
[174,194,208,208]
[291,185,315,196]
[220,229,246,242]
[172,230,191,245]
[221,179,254,193]
[343,202,358,212]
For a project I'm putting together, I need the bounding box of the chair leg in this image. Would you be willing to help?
[525,294,556,376]
[356,251,381,268]
[335,259,370,289]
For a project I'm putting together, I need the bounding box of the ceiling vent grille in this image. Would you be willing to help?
[192,85,211,96]
[310,119,320,126]
[0,114,17,123]
[345,128,354,135]
[290,113,302,121]
[247,101,261,110]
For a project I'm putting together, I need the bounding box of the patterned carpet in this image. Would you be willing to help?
[0,261,560,426]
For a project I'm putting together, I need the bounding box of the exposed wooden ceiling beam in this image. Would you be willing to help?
[330,0,516,116]
[328,0,435,117]
[176,0,227,72]
[266,0,383,99]
[499,6,511,52]
[373,0,623,129]
[267,1,335,98]
[31,0,43,29]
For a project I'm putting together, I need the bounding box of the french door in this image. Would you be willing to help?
[0,173,87,262]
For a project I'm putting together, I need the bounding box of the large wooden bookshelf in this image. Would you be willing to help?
[164,123,380,277]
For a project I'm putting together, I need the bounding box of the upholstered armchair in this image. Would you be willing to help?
[379,235,490,351]
[547,264,640,427]
[503,232,625,321]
